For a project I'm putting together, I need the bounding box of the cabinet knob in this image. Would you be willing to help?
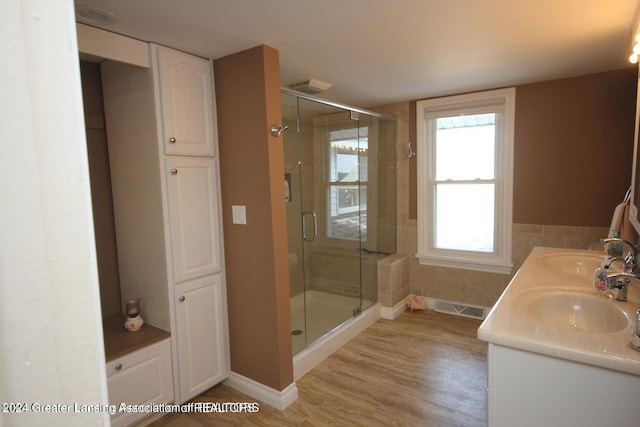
[115,363,123,371]
[169,137,176,144]
[171,168,178,175]
[179,296,186,302]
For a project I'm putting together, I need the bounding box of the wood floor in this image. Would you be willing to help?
[149,309,487,427]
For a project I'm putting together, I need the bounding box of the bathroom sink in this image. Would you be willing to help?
[535,252,606,278]
[515,289,629,334]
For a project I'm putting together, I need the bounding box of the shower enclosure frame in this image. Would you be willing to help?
[282,88,397,357]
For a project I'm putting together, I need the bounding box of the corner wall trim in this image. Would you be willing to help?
[224,372,298,411]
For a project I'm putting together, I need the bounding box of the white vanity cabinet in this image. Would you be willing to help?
[106,339,173,427]
[165,156,222,283]
[100,41,229,409]
[154,45,216,157]
[174,275,227,400]
[487,344,640,427]
[479,247,640,427]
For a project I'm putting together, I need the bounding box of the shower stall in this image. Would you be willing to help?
[281,90,397,355]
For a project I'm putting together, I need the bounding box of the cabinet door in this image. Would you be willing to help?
[166,156,222,283]
[106,339,173,427]
[174,275,227,403]
[156,46,215,156]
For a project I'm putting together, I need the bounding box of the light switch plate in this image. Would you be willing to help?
[232,205,247,225]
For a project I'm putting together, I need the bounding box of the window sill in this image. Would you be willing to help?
[415,253,513,275]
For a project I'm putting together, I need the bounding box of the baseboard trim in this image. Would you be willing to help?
[380,298,410,320]
[422,296,436,310]
[223,372,298,411]
[381,295,439,319]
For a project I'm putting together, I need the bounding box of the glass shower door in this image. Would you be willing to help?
[282,93,306,354]
[359,113,397,312]
[284,93,364,354]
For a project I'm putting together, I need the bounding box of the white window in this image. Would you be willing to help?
[416,88,515,274]
[327,127,367,241]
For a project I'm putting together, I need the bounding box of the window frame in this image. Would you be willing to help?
[416,88,515,274]
[327,133,368,241]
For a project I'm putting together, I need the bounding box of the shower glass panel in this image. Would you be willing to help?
[283,91,396,355]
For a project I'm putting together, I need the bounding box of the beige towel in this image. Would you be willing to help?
[620,203,639,243]
[608,202,626,238]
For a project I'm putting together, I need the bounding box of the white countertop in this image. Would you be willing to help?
[478,246,640,376]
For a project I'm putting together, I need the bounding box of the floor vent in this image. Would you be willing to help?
[434,300,485,320]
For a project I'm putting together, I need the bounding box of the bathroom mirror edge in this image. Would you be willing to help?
[629,66,640,236]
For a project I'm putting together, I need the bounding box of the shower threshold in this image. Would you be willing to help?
[292,297,380,381]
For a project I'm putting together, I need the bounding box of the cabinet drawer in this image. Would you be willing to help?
[107,339,173,427]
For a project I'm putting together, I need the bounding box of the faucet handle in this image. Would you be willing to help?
[625,251,635,267]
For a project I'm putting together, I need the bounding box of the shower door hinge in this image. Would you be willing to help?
[350,111,359,121]
[353,306,362,317]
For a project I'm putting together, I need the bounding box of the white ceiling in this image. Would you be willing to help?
[75,0,640,108]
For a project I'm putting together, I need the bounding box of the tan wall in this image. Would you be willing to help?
[406,67,638,224]
[80,61,122,319]
[214,45,293,391]
[513,68,637,226]
[376,67,637,308]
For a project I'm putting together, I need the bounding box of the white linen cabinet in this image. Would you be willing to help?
[173,275,227,401]
[102,43,229,408]
[155,46,216,157]
[164,156,222,283]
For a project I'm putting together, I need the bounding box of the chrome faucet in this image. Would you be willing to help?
[599,238,640,347]
[601,237,638,266]
[600,238,640,302]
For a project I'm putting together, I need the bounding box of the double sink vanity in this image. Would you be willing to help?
[478,247,640,427]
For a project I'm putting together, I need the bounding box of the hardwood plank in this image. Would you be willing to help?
[148,310,487,426]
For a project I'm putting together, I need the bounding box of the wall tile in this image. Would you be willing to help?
[394,221,608,308]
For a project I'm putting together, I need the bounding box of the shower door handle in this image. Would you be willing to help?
[302,210,317,242]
